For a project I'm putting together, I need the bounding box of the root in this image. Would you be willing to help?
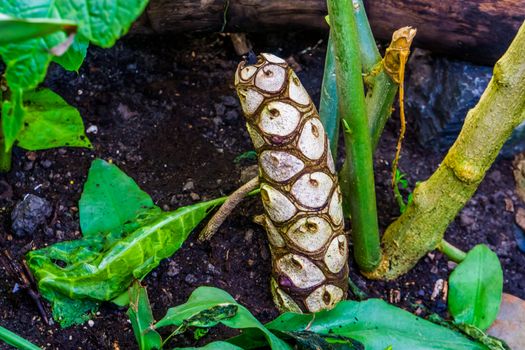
[199,176,259,241]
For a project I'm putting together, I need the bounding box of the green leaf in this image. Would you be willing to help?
[176,342,244,350]
[127,281,162,350]
[155,287,291,350]
[276,331,364,350]
[1,88,25,151]
[16,88,92,150]
[231,299,488,350]
[27,159,227,326]
[79,159,155,236]
[0,325,41,350]
[52,37,88,71]
[0,13,76,45]
[448,244,503,330]
[0,0,148,89]
[55,0,149,48]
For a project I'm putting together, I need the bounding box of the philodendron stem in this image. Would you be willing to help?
[319,32,339,158]
[328,0,380,272]
[0,325,41,350]
[0,134,12,172]
[366,21,525,280]
[438,240,467,263]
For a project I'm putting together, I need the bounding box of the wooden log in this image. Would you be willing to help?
[143,0,525,65]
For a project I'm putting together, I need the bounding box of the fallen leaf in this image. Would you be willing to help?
[487,293,525,350]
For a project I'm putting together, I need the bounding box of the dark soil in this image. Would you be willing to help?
[0,31,523,350]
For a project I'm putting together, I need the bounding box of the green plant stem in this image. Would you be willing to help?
[339,0,398,217]
[327,0,380,272]
[352,0,380,73]
[437,240,467,263]
[319,32,339,158]
[366,21,525,280]
[0,326,41,350]
[0,143,12,172]
[367,72,398,149]
[353,0,399,148]
[393,184,407,213]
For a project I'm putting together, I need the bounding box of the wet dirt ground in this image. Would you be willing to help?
[0,32,523,349]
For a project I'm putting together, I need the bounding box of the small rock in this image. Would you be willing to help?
[87,320,94,327]
[488,170,502,183]
[117,103,139,120]
[26,152,37,161]
[23,161,33,171]
[206,263,222,276]
[40,160,52,168]
[214,103,226,117]
[488,293,525,350]
[225,110,239,121]
[182,180,194,192]
[86,125,98,134]
[11,194,52,237]
[167,261,180,277]
[184,274,198,285]
[220,95,238,107]
[431,279,445,301]
[447,261,458,270]
[244,229,254,243]
[189,192,200,201]
[459,209,475,227]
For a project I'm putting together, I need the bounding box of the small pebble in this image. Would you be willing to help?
[87,320,94,327]
[182,180,194,191]
[86,125,99,134]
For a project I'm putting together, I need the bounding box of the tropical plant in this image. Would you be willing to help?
[0,0,149,172]
[126,284,491,350]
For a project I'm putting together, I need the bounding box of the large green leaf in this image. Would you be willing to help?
[27,159,226,326]
[79,159,155,236]
[128,281,162,350]
[231,299,488,350]
[1,88,25,151]
[177,343,244,350]
[16,88,92,150]
[0,0,148,89]
[0,13,76,45]
[448,245,503,330]
[155,287,291,350]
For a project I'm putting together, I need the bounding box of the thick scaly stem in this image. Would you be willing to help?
[366,21,525,280]
[328,0,380,272]
[235,53,348,313]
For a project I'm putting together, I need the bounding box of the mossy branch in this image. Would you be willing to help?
[366,21,525,280]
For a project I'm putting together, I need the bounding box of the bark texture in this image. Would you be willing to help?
[144,0,525,64]
[235,53,348,313]
[366,21,525,280]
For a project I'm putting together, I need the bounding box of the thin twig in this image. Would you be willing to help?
[0,250,50,325]
[199,176,259,242]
